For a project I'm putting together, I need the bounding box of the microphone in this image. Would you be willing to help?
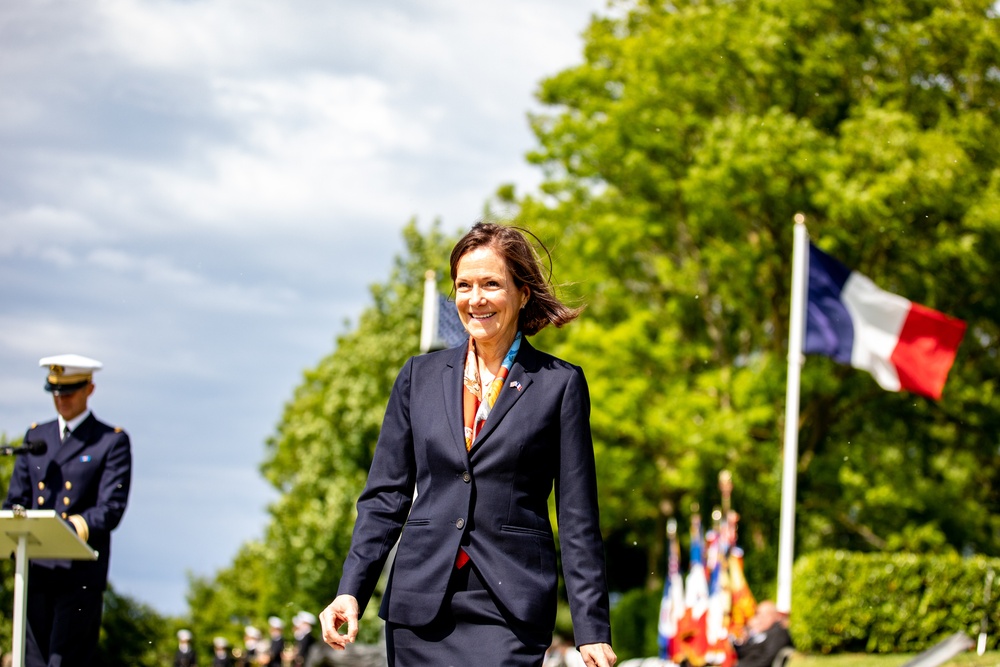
[0,440,48,457]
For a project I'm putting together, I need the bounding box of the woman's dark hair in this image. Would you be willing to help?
[449,222,582,336]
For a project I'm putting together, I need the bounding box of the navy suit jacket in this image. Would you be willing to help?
[337,338,612,645]
[4,413,132,588]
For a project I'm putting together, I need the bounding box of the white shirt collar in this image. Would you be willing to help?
[58,410,92,437]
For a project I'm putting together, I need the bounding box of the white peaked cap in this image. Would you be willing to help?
[38,354,103,373]
[39,354,103,393]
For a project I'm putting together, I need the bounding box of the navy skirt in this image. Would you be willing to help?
[385,563,552,667]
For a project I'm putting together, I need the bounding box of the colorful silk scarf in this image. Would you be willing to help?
[457,331,522,569]
[462,331,522,452]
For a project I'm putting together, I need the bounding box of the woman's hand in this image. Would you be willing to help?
[579,642,616,667]
[319,594,359,650]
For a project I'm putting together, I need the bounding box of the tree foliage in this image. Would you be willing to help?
[95,585,177,666]
[188,0,1000,647]
[509,0,1000,593]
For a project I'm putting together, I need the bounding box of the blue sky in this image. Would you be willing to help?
[0,0,607,616]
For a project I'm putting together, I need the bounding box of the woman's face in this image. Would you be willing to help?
[455,246,529,349]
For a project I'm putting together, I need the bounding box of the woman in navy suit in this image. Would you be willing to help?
[320,222,616,667]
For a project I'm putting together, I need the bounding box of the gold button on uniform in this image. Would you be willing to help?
[65,482,72,490]
[61,513,67,519]
[63,497,70,506]
[38,482,45,490]
[37,497,45,506]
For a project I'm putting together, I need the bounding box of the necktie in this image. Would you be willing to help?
[62,425,70,442]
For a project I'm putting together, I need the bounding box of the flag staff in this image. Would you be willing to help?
[776,215,809,614]
[420,270,440,353]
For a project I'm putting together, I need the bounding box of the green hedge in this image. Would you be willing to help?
[791,550,1000,654]
[610,587,663,660]
[605,551,999,658]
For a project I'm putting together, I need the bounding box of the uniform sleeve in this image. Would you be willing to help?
[555,366,612,646]
[79,429,132,534]
[336,358,417,617]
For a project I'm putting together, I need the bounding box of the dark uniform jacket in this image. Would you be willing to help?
[3,413,132,588]
[268,636,285,663]
[174,647,198,667]
[337,339,611,645]
[294,632,316,666]
[734,623,794,667]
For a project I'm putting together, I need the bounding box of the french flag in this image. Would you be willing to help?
[804,243,966,400]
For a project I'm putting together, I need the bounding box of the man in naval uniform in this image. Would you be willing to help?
[2,354,133,667]
[291,611,317,667]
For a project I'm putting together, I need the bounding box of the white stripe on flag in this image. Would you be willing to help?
[841,271,910,392]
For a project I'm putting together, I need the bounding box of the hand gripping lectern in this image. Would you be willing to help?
[0,509,97,667]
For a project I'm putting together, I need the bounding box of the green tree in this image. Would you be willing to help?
[186,540,282,649]
[505,0,1000,596]
[95,585,176,666]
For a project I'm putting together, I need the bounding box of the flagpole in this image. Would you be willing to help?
[420,270,439,353]
[776,215,809,614]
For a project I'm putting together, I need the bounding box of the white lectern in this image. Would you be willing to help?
[0,509,97,667]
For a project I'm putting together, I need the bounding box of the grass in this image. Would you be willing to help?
[789,650,1000,667]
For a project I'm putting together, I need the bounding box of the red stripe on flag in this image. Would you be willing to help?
[891,302,967,400]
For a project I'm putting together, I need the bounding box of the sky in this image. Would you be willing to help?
[0,0,609,616]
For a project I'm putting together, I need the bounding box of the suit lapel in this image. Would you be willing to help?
[55,414,97,466]
[441,346,471,461]
[471,340,536,448]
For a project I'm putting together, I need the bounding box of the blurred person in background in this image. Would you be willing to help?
[292,612,318,667]
[732,601,792,667]
[174,629,197,667]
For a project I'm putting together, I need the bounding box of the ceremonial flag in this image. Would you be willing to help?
[705,528,736,666]
[804,243,966,400]
[658,520,685,660]
[725,510,755,637]
[674,516,709,666]
[777,222,966,612]
[727,545,756,638]
[420,270,468,353]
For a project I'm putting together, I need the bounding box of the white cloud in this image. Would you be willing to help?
[140,71,437,227]
[82,247,302,314]
[95,0,283,71]
[0,205,108,253]
[0,316,107,360]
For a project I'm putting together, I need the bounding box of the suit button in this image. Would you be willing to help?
[37,496,45,506]
[38,482,45,490]
[65,482,72,490]
[63,497,70,506]
[455,518,465,529]
[61,513,67,519]
[462,471,471,483]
